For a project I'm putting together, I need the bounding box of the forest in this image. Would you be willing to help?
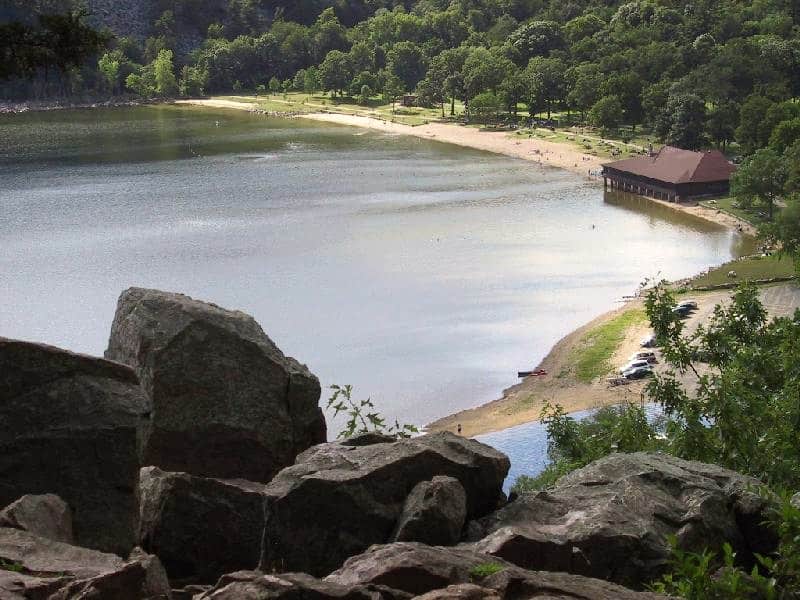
[1,0,799,155]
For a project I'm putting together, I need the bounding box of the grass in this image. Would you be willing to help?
[699,196,782,227]
[690,254,795,288]
[570,309,648,383]
[469,562,506,580]
[214,92,465,126]
[0,559,24,573]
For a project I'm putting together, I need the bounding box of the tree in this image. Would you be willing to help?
[706,101,738,150]
[656,94,706,150]
[769,118,800,153]
[387,41,427,91]
[97,51,121,93]
[311,7,349,62]
[318,49,351,96]
[427,47,469,116]
[382,72,404,113]
[498,72,527,117]
[463,47,514,100]
[152,49,177,97]
[415,76,445,115]
[589,95,623,130]
[467,91,502,123]
[303,66,321,93]
[735,95,774,154]
[524,57,566,119]
[566,62,602,117]
[357,84,371,105]
[732,148,787,219]
[269,76,282,93]
[507,20,564,64]
[764,196,800,275]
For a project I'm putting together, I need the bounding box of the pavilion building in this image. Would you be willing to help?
[602,146,736,202]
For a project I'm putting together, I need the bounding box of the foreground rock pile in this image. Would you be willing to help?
[0,287,780,599]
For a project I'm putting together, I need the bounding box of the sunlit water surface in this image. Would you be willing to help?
[1,106,748,460]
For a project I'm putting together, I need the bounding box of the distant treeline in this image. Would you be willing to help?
[2,0,800,155]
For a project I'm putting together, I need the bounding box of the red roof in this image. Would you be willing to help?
[603,146,736,184]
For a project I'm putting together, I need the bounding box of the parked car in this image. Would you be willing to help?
[678,299,698,310]
[620,359,650,374]
[673,305,692,318]
[624,365,653,379]
[640,333,657,348]
[629,351,657,364]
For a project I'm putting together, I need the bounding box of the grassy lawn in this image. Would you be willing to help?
[699,196,781,227]
[570,309,648,383]
[214,92,465,126]
[690,254,795,288]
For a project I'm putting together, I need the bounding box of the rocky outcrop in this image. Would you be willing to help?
[197,571,410,600]
[391,476,467,545]
[0,494,73,544]
[325,542,670,599]
[471,452,775,589]
[259,432,509,576]
[0,527,170,599]
[138,467,265,584]
[0,338,149,555]
[105,287,326,482]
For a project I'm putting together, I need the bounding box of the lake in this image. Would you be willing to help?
[0,105,748,435]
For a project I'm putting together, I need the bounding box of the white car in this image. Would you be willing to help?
[640,334,657,348]
[620,359,650,374]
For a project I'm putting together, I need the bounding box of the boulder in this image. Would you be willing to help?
[471,452,775,589]
[413,584,500,600]
[138,467,265,584]
[0,338,149,555]
[104,287,326,482]
[0,494,73,544]
[259,432,509,576]
[392,476,467,545]
[325,542,670,599]
[196,571,409,600]
[0,527,170,599]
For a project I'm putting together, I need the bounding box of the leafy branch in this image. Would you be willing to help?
[326,384,418,440]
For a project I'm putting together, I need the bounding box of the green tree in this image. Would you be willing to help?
[769,118,800,153]
[97,50,121,93]
[732,148,787,219]
[269,76,282,93]
[387,41,427,91]
[152,49,177,97]
[318,49,351,96]
[735,95,774,154]
[467,91,502,123]
[589,95,623,130]
[382,72,405,112]
[303,66,321,93]
[657,94,707,150]
[706,101,739,150]
[507,20,564,64]
[566,62,602,117]
[463,47,514,100]
[524,57,566,119]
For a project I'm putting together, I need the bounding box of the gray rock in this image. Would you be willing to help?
[0,494,74,544]
[138,467,265,584]
[259,432,509,576]
[413,584,500,600]
[325,542,670,599]
[392,476,467,545]
[0,338,149,555]
[105,287,326,482]
[791,492,800,510]
[196,571,407,600]
[471,452,775,589]
[0,528,169,599]
[49,547,172,600]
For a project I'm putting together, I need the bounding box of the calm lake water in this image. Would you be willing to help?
[0,105,748,439]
